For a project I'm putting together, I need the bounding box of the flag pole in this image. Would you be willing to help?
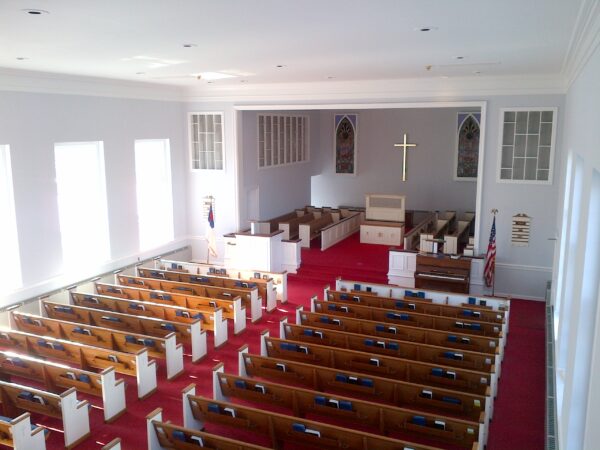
[491,209,498,297]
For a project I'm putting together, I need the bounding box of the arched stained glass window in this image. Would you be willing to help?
[456,112,481,180]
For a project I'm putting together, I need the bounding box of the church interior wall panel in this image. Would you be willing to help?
[311,108,477,214]
[557,40,600,450]
[0,90,188,304]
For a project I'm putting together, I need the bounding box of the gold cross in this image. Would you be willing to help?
[394,133,417,181]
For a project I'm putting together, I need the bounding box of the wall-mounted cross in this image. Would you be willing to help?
[394,133,417,181]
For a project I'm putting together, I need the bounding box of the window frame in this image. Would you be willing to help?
[257,114,310,170]
[496,106,558,185]
[188,112,225,171]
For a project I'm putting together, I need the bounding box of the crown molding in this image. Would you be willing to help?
[0,67,185,102]
[562,0,600,87]
[183,74,568,104]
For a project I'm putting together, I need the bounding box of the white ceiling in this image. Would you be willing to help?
[0,0,585,91]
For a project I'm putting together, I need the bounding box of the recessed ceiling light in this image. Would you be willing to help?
[473,71,481,75]
[276,64,286,68]
[415,26,437,32]
[207,81,214,84]
[16,57,28,61]
[135,72,145,75]
[327,76,335,79]
[22,8,49,15]
[182,44,197,48]
[455,56,465,60]
[240,79,248,83]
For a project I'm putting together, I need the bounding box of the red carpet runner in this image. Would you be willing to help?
[34,233,544,449]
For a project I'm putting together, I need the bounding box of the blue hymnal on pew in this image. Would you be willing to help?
[207,403,220,414]
[314,396,326,405]
[172,430,186,442]
[387,342,399,350]
[468,297,477,305]
[364,339,374,346]
[340,293,349,300]
[234,380,246,389]
[335,374,347,383]
[161,323,176,332]
[412,416,426,426]
[442,396,461,405]
[431,368,444,377]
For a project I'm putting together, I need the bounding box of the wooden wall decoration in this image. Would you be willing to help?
[511,213,531,246]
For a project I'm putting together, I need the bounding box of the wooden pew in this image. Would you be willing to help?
[419,218,450,253]
[11,311,184,381]
[278,212,314,240]
[0,350,125,423]
[147,408,271,450]
[101,438,121,450]
[279,318,496,374]
[70,292,207,362]
[312,298,503,340]
[138,266,274,318]
[0,329,157,399]
[117,274,262,325]
[253,209,303,234]
[181,385,448,450]
[94,283,230,346]
[326,288,506,325]
[335,277,510,314]
[296,308,499,357]
[158,258,288,304]
[0,413,47,450]
[38,304,186,380]
[238,346,490,443]
[444,219,473,255]
[260,331,493,398]
[298,212,334,248]
[0,380,89,449]
[213,363,482,449]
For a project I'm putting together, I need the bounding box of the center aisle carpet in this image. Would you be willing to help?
[39,233,544,449]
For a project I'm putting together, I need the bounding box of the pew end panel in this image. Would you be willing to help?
[182,384,203,430]
[279,317,288,339]
[232,297,247,335]
[238,345,250,378]
[59,387,91,449]
[135,349,158,400]
[162,333,185,380]
[213,308,228,349]
[0,413,47,450]
[146,408,165,450]
[99,368,127,423]
[295,306,303,325]
[212,363,229,403]
[189,320,207,363]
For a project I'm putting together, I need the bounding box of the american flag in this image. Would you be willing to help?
[207,204,217,257]
[484,216,496,287]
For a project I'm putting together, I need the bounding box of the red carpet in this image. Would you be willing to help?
[31,233,544,449]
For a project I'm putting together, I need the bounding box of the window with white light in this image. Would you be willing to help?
[0,145,22,292]
[54,141,110,271]
[189,113,224,170]
[135,139,174,250]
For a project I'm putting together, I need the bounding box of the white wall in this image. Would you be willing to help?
[240,110,321,222]
[554,41,600,450]
[0,90,187,304]
[311,108,477,214]
[184,102,239,262]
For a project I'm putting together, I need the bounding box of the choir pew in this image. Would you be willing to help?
[70,293,207,362]
[238,346,490,444]
[37,300,183,380]
[181,385,447,450]
[147,409,271,450]
[335,278,510,315]
[0,380,89,449]
[0,329,157,399]
[118,274,262,323]
[138,266,278,314]
[297,308,499,356]
[212,363,482,449]
[278,212,314,240]
[260,331,493,398]
[312,298,504,343]
[279,318,496,374]
[95,283,230,346]
[0,350,125,422]
[326,288,506,325]
[158,258,288,303]
[11,312,184,381]
[298,213,334,248]
[0,413,47,450]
